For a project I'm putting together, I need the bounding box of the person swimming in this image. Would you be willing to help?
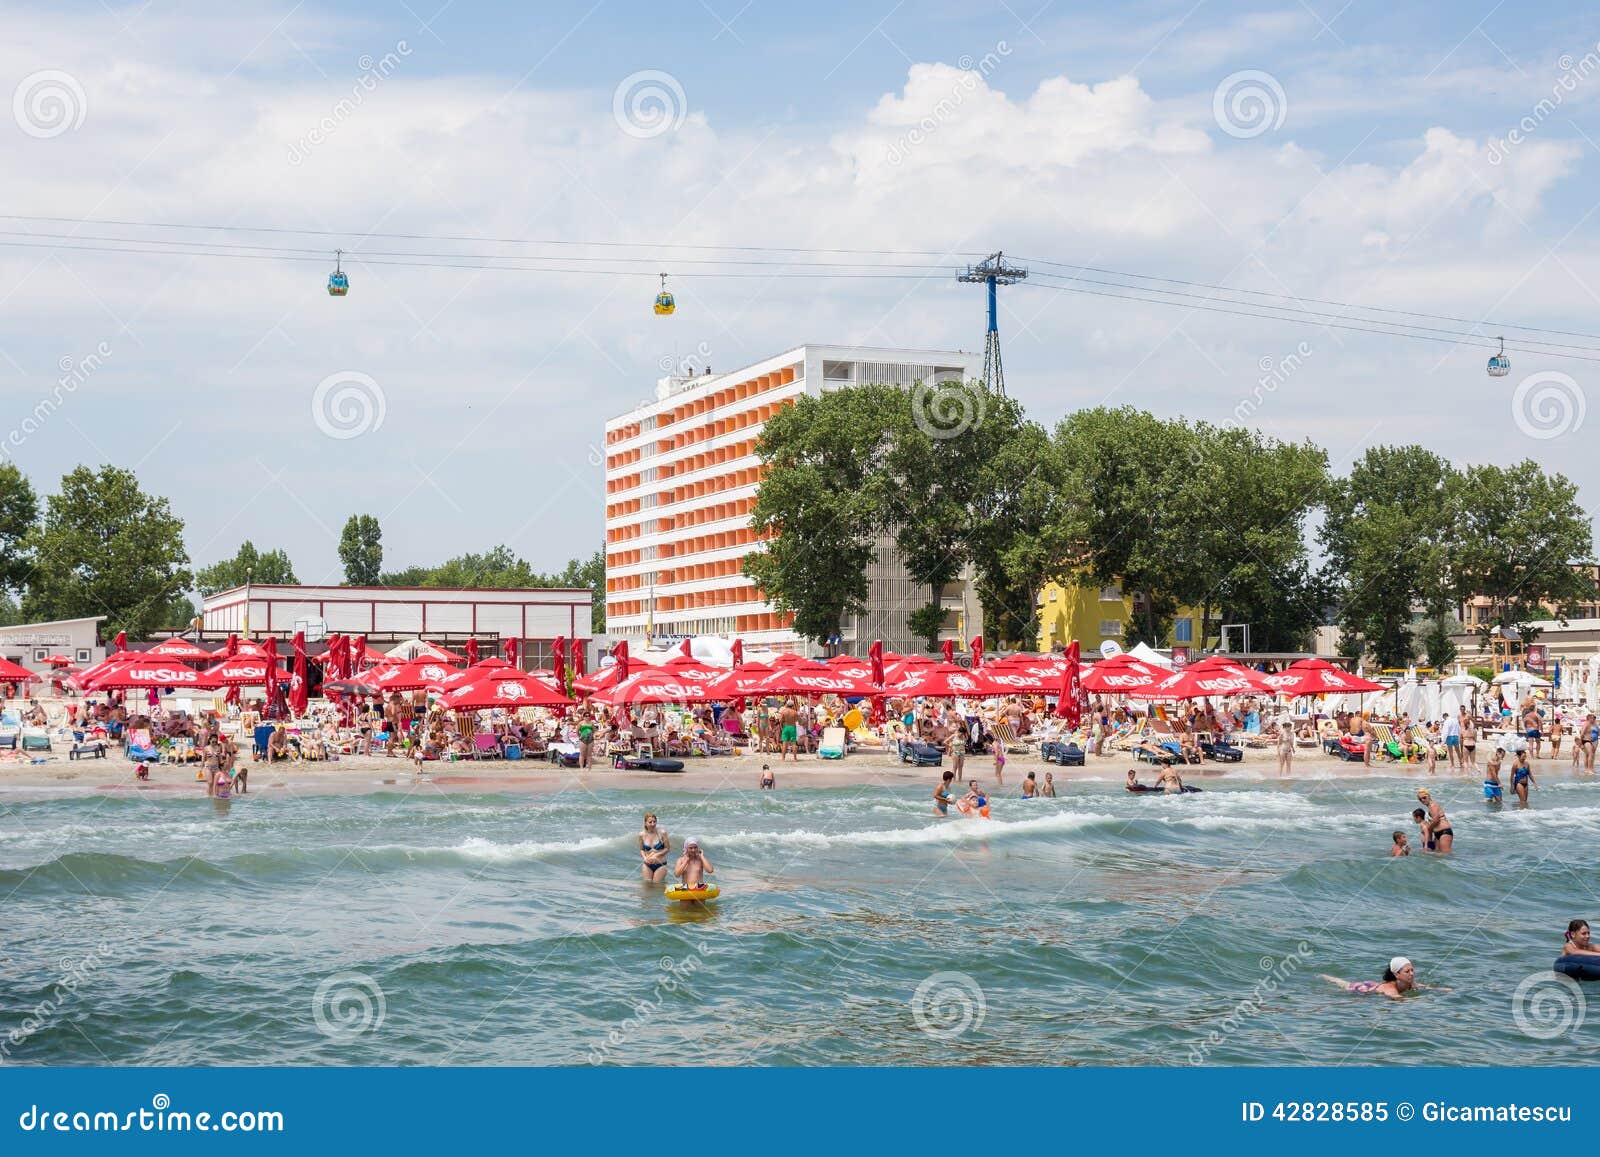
[959,781,989,816]
[1391,831,1410,857]
[1416,789,1453,853]
[1563,919,1600,957]
[673,837,714,890]
[1321,956,1420,999]
[1412,807,1434,852]
[1021,770,1037,798]
[934,770,955,816]
[639,812,670,883]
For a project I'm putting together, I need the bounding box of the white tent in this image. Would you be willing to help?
[1492,670,1551,688]
[1438,673,1484,717]
[387,638,463,662]
[1128,641,1174,668]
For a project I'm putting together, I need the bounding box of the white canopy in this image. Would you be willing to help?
[1491,670,1551,687]
[1128,642,1174,668]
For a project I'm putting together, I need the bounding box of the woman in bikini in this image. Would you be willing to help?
[638,812,670,883]
[1510,749,1537,805]
[1416,788,1453,852]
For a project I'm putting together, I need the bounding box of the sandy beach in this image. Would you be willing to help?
[4,743,1588,796]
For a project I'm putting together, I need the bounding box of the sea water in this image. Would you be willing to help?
[1,773,1595,1065]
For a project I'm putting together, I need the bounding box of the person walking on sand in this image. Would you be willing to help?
[577,712,596,769]
[1359,715,1375,769]
[948,719,967,783]
[1276,713,1294,776]
[778,699,800,763]
[1441,710,1461,771]
[1459,708,1477,773]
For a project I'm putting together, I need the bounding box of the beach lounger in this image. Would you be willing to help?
[21,727,51,752]
[471,734,501,761]
[898,739,942,767]
[1196,732,1243,762]
[126,729,159,763]
[1040,739,1085,766]
[1367,723,1405,761]
[548,742,581,767]
[0,730,15,750]
[989,720,1032,754]
[818,726,846,759]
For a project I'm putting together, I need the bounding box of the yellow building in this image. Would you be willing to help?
[1035,581,1206,653]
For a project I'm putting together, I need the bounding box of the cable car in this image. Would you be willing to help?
[1486,336,1509,377]
[654,272,674,316]
[327,249,349,297]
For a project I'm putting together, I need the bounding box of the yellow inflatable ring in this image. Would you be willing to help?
[665,884,720,902]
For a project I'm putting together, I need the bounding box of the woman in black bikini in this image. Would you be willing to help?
[638,812,670,883]
[1416,789,1453,852]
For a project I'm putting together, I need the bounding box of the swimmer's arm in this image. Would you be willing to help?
[1318,974,1351,989]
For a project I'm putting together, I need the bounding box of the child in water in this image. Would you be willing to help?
[1040,772,1057,798]
[1021,770,1037,798]
[1412,807,1434,852]
[1391,831,1410,856]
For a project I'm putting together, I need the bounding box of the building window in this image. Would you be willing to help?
[1098,585,1122,601]
[1174,618,1193,643]
[1046,588,1058,602]
[77,648,92,663]
[1098,620,1122,638]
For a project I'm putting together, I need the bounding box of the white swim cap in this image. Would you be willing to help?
[1389,956,1412,975]
[684,837,700,849]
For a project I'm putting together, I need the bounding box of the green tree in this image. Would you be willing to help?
[382,546,607,632]
[744,386,901,642]
[195,540,299,596]
[1320,445,1456,669]
[1421,614,1459,668]
[555,548,607,634]
[339,514,383,585]
[0,461,38,594]
[907,603,946,651]
[21,465,192,637]
[1447,461,1593,646]
[1180,425,1330,651]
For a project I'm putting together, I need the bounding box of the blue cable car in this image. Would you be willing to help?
[327,249,349,297]
[1487,336,1509,377]
[654,272,674,316]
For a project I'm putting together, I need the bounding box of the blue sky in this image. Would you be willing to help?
[2,0,1598,588]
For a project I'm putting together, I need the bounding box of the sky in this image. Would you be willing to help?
[1,0,1598,589]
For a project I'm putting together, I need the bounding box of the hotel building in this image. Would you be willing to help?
[603,344,980,654]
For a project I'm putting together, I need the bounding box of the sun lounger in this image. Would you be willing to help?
[1367,722,1405,761]
[818,726,847,759]
[126,728,159,762]
[989,720,1032,754]
[0,730,16,750]
[898,739,942,767]
[548,742,581,767]
[471,734,501,760]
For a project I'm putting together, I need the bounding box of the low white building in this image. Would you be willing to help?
[0,615,107,678]
[199,584,593,669]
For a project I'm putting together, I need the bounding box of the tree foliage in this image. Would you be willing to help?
[382,545,607,633]
[195,541,298,596]
[338,514,384,585]
[0,461,38,595]
[21,465,191,638]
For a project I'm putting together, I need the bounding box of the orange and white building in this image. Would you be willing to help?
[603,344,979,654]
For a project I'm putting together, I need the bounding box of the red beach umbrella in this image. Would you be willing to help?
[552,636,567,692]
[290,631,309,716]
[590,667,729,706]
[504,637,519,668]
[465,638,479,666]
[201,657,291,687]
[1055,641,1086,723]
[89,659,221,691]
[438,673,574,711]
[1262,659,1386,696]
[882,662,1004,699]
[369,658,470,694]
[0,656,42,682]
[42,654,73,666]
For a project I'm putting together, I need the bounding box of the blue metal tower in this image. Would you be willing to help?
[957,251,1028,395]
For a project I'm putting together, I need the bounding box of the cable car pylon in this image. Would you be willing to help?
[958,251,1027,395]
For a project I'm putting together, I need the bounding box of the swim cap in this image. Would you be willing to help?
[1389,956,1412,975]
[684,837,700,849]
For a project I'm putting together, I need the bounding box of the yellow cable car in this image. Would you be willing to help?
[654,272,675,316]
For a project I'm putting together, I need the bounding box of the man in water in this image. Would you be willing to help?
[673,838,714,890]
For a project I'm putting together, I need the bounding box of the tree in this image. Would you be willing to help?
[1446,461,1593,646]
[1421,614,1458,668]
[21,465,192,638]
[339,514,383,585]
[382,546,607,632]
[1180,425,1330,651]
[195,541,298,596]
[555,548,607,634]
[1320,445,1456,669]
[744,386,901,642]
[0,461,38,595]
[907,603,946,651]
